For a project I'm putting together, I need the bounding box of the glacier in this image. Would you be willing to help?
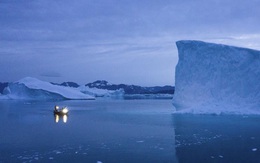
[173,40,260,114]
[2,77,95,100]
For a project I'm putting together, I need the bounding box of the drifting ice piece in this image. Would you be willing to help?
[173,40,260,114]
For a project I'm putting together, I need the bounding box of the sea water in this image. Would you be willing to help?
[0,99,259,163]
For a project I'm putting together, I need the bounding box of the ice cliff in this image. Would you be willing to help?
[3,77,95,100]
[173,40,260,114]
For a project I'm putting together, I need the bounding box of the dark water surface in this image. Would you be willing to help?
[0,99,260,163]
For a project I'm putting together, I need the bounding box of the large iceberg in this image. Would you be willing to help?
[2,77,95,100]
[173,40,260,114]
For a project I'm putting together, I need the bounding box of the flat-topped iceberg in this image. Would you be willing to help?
[173,40,260,114]
[2,77,95,100]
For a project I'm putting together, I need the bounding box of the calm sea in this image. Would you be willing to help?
[0,99,259,163]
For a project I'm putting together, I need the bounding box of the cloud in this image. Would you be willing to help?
[1,0,260,85]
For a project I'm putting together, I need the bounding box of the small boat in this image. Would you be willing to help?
[54,105,69,115]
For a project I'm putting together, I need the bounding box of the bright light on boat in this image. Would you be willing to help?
[62,108,69,114]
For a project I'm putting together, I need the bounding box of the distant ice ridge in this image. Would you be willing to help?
[78,85,124,98]
[173,40,260,115]
[0,77,171,100]
[1,77,95,100]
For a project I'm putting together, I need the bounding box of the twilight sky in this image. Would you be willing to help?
[1,0,260,86]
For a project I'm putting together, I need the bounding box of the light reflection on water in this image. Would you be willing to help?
[54,114,68,123]
[63,115,68,123]
[0,99,177,163]
[55,114,59,123]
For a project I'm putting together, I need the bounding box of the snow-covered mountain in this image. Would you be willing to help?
[51,81,79,88]
[78,85,124,98]
[44,80,174,98]
[173,40,260,114]
[0,78,174,100]
[85,80,174,94]
[1,77,95,100]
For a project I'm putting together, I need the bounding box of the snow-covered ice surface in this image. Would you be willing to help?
[1,77,95,100]
[173,40,260,115]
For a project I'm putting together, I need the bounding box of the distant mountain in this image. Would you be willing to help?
[0,80,174,95]
[51,82,79,88]
[85,80,174,94]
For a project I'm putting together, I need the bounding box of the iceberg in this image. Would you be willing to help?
[2,77,95,100]
[78,85,125,98]
[173,40,260,114]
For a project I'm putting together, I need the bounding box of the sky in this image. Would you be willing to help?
[1,0,260,86]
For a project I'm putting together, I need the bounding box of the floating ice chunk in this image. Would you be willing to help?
[136,140,144,143]
[55,151,61,154]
